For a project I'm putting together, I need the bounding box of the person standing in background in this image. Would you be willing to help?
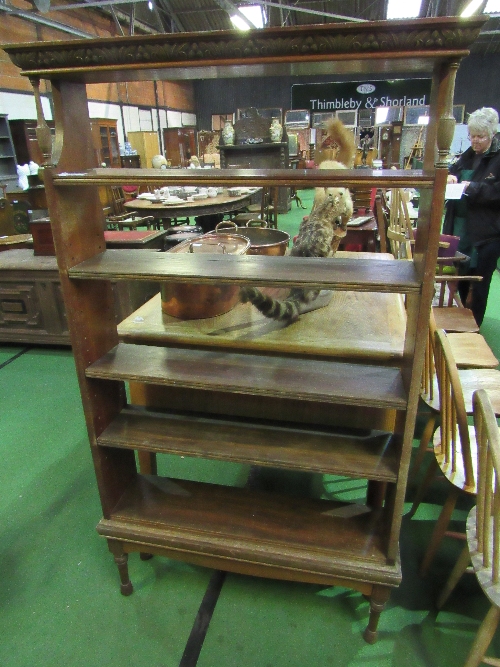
[444,107,500,326]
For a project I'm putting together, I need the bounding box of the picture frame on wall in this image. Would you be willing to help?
[336,110,357,127]
[404,105,430,126]
[374,106,404,125]
[312,112,335,128]
[236,108,283,122]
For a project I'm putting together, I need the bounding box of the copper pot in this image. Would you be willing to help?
[161,233,250,319]
[213,220,289,256]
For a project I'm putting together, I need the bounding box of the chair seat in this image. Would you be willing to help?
[458,368,500,413]
[433,306,479,333]
[447,333,498,369]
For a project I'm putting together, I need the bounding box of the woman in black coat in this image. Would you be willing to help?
[444,106,500,325]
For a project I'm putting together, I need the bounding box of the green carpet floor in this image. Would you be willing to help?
[2,195,500,666]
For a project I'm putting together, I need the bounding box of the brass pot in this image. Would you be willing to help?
[213,220,289,256]
[161,233,250,319]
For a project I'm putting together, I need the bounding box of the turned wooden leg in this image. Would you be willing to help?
[108,540,133,596]
[363,585,391,644]
[464,605,500,667]
[436,544,470,609]
[420,487,460,577]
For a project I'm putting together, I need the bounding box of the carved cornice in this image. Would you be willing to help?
[3,17,486,79]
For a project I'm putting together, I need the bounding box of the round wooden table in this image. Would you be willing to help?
[124,189,260,232]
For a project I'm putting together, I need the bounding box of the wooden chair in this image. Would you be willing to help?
[409,329,500,576]
[388,188,414,240]
[375,189,414,259]
[436,389,500,667]
[433,273,482,333]
[238,187,278,228]
[373,193,388,253]
[410,311,497,482]
[106,186,154,231]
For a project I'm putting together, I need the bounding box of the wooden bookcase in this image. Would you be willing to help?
[3,16,485,643]
[9,118,55,166]
[90,118,121,167]
[0,114,19,191]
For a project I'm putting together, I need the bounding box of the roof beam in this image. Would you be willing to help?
[0,3,93,36]
[240,0,368,23]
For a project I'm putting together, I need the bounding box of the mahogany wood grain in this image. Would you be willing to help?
[69,251,420,293]
[5,17,483,642]
[97,474,402,586]
[86,342,407,410]
[98,406,399,482]
[54,167,435,189]
[117,290,406,364]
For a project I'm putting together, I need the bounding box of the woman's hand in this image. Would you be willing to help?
[447,174,458,184]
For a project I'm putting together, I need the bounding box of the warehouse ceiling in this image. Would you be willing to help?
[9,0,500,53]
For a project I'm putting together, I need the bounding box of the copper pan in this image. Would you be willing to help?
[212,220,289,256]
[161,233,250,319]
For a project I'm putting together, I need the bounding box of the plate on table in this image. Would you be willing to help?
[346,215,373,227]
[136,193,157,200]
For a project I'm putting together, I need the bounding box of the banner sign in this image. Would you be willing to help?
[291,79,432,112]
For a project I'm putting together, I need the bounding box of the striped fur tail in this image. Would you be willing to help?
[240,286,316,322]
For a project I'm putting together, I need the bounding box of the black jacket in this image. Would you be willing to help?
[443,135,500,245]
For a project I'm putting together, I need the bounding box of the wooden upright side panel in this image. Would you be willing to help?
[44,79,135,516]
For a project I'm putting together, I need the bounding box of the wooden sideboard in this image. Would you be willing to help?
[0,249,159,345]
[219,142,290,213]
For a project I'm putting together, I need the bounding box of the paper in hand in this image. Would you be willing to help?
[445,182,467,200]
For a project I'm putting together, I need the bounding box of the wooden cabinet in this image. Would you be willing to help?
[3,16,484,645]
[9,119,55,166]
[0,114,19,192]
[120,154,141,168]
[219,142,290,213]
[0,249,160,345]
[163,127,196,167]
[126,131,159,169]
[90,118,121,167]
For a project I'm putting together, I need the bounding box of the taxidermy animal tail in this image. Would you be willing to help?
[318,117,357,168]
[240,286,320,323]
[240,192,348,322]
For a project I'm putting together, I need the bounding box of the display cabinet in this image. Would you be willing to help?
[9,118,55,166]
[90,118,121,167]
[0,114,19,191]
[3,15,484,644]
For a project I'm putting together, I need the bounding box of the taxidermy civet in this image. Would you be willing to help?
[240,118,355,323]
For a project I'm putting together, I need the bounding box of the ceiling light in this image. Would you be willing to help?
[485,0,500,10]
[386,0,422,19]
[461,0,484,15]
[230,5,264,30]
[148,0,153,9]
